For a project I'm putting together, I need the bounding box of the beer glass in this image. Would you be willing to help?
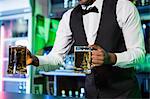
[74,46,92,74]
[7,45,27,74]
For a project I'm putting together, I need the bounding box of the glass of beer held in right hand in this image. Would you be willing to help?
[74,46,92,74]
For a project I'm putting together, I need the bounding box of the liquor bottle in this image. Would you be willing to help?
[61,90,66,97]
[75,90,79,98]
[68,90,72,97]
[80,88,85,98]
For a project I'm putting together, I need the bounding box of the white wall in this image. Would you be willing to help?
[0,0,30,12]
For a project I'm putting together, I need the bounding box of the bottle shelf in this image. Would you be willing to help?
[137,5,150,20]
[140,13,150,20]
[4,37,28,42]
[0,8,32,93]
[3,77,29,82]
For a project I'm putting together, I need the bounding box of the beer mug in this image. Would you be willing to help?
[74,46,92,74]
[7,45,27,74]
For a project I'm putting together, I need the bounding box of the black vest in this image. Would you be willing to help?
[69,0,140,98]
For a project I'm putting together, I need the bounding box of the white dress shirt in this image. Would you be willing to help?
[37,0,145,69]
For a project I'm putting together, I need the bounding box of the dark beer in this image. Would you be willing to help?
[74,46,91,74]
[7,45,27,74]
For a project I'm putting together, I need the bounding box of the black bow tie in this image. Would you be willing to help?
[82,6,99,15]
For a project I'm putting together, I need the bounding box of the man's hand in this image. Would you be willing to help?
[89,44,117,68]
[26,49,33,65]
[26,49,39,66]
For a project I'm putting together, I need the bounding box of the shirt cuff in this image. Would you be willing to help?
[113,52,132,68]
[37,54,64,66]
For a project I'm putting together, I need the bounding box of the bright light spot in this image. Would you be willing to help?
[142,24,146,29]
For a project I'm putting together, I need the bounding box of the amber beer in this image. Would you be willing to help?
[74,46,92,74]
[7,45,27,74]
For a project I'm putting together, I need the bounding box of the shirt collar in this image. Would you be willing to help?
[81,0,103,12]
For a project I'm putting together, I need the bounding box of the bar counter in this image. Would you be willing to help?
[0,92,84,99]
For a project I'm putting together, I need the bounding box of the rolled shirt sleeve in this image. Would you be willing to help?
[114,0,146,68]
[37,9,74,69]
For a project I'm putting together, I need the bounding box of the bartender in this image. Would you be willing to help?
[27,0,145,98]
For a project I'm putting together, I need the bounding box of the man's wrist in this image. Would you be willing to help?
[31,55,39,67]
[108,53,117,65]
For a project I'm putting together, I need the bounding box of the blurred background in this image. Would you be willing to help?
[0,0,149,98]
